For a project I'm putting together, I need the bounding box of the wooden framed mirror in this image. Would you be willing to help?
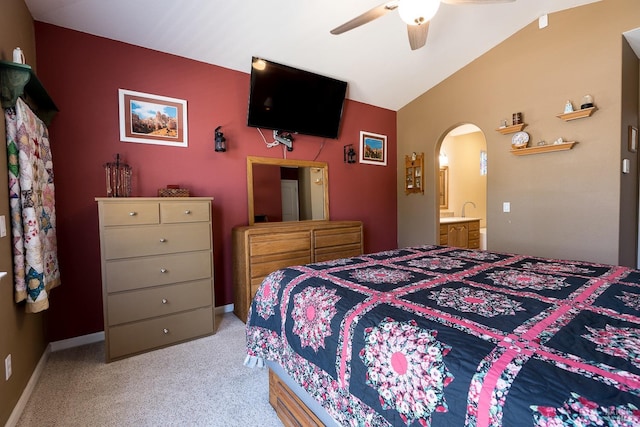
[439,167,449,209]
[247,156,329,225]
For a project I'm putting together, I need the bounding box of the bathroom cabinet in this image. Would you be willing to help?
[439,218,480,249]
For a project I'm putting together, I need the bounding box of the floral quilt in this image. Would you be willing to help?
[245,245,640,426]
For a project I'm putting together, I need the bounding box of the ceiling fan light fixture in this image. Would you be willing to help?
[398,0,440,26]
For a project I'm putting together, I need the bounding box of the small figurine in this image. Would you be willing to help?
[564,100,574,113]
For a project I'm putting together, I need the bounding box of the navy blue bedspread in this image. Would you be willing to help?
[245,245,640,426]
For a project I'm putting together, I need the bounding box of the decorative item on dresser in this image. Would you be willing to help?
[96,197,215,362]
[232,220,363,322]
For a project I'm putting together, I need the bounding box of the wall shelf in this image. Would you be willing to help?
[0,60,58,125]
[556,107,596,121]
[510,141,577,156]
[495,123,526,134]
[405,152,424,195]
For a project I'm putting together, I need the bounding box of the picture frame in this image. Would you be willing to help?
[629,125,638,153]
[359,131,387,166]
[119,89,188,147]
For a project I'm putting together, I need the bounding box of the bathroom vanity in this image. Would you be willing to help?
[439,217,480,249]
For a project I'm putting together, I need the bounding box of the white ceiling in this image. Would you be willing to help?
[24,0,614,111]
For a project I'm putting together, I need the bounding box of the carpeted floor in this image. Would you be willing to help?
[16,313,282,426]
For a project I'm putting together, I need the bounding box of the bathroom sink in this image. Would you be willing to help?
[440,217,480,224]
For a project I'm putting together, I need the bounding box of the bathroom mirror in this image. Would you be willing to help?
[247,156,329,225]
[439,167,448,209]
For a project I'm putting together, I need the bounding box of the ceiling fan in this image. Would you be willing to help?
[330,0,516,51]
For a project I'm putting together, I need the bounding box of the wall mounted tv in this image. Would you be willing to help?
[247,57,348,139]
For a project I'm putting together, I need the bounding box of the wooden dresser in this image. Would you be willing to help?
[439,218,480,249]
[232,220,363,322]
[96,197,215,362]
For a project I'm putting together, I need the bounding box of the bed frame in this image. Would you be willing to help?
[269,369,325,427]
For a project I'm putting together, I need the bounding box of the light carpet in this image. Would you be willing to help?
[16,313,282,426]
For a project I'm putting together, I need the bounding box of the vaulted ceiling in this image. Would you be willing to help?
[25,0,612,110]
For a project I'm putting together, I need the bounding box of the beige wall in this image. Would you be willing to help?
[0,1,46,425]
[440,131,487,228]
[398,0,640,265]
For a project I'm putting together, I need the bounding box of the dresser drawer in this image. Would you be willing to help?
[101,202,160,226]
[315,244,362,262]
[103,222,211,259]
[314,226,361,249]
[107,279,213,326]
[108,307,214,360]
[105,251,212,293]
[161,201,210,223]
[249,231,311,257]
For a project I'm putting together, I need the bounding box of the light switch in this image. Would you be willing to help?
[503,202,511,213]
[0,215,6,238]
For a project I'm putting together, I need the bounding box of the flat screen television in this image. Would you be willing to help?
[247,57,348,139]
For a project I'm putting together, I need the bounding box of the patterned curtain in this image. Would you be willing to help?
[5,98,60,313]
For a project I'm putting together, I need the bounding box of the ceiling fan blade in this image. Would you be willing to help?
[330,1,399,35]
[441,0,515,4]
[407,23,429,50]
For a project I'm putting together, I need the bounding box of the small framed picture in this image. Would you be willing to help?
[119,89,188,147]
[359,131,387,166]
[629,125,638,153]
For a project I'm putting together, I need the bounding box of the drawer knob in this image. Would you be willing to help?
[160,268,168,273]
[163,328,169,334]
[161,298,168,304]
[159,238,167,243]
[184,210,191,215]
[128,212,137,216]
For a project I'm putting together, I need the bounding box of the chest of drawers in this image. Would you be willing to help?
[232,220,363,322]
[96,197,215,362]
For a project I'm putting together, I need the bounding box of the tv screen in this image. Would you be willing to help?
[247,57,348,139]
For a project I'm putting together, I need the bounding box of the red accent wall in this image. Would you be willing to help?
[34,22,397,341]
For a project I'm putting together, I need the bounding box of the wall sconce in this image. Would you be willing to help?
[344,144,356,163]
[439,151,449,167]
[214,126,226,152]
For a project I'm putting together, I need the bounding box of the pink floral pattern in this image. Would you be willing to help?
[582,325,640,369]
[487,269,568,291]
[521,261,595,276]
[617,291,640,310]
[359,317,453,426]
[407,257,466,271]
[449,250,502,261]
[350,267,413,284]
[254,270,285,320]
[291,286,341,351]
[429,287,525,317]
[531,393,640,426]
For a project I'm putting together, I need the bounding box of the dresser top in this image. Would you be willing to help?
[95,197,214,202]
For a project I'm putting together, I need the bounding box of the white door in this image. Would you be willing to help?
[281,180,299,222]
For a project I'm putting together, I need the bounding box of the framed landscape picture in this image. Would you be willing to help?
[359,131,387,166]
[118,89,188,147]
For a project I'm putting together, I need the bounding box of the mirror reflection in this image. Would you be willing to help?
[247,156,329,225]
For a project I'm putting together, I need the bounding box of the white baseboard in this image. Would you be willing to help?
[5,345,50,427]
[216,303,234,314]
[49,331,105,352]
[48,304,233,352]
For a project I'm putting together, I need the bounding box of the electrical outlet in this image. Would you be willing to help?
[5,354,11,381]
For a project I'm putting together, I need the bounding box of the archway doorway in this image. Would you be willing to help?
[437,124,488,249]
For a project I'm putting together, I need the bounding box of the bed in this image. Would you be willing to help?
[244,245,640,426]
